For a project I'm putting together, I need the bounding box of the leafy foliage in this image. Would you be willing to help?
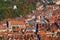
[0,0,36,21]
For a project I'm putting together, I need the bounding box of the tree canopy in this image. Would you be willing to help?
[0,0,36,21]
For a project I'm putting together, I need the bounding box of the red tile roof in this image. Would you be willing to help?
[46,5,59,10]
[9,20,26,25]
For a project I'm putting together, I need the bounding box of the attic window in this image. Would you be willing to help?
[17,27,19,28]
[13,30,16,33]
[12,26,15,29]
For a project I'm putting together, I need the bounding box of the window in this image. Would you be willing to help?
[13,30,16,33]
[12,25,19,29]
[12,26,16,29]
[0,37,2,40]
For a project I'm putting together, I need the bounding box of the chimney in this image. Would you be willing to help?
[6,21,9,27]
[35,23,38,34]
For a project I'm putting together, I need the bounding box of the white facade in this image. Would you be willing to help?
[56,1,60,5]
[8,22,26,29]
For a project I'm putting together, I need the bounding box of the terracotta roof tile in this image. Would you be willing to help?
[9,20,26,25]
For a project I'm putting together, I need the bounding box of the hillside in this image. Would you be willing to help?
[0,0,57,21]
[0,0,36,21]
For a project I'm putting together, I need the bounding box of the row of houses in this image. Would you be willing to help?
[0,2,60,40]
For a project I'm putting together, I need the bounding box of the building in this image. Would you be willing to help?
[7,19,26,29]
